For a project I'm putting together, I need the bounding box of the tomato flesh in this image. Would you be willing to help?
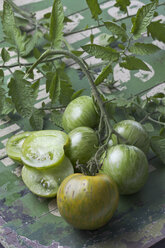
[6,131,34,162]
[22,156,74,197]
[21,130,69,169]
[57,173,119,230]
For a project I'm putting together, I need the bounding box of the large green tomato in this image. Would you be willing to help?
[113,120,150,154]
[22,156,74,198]
[57,173,119,230]
[65,127,98,169]
[101,144,149,195]
[62,96,99,132]
[21,130,69,169]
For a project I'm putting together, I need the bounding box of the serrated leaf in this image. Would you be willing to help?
[71,50,84,56]
[0,69,4,85]
[51,109,63,128]
[29,108,45,130]
[23,31,41,57]
[0,97,15,115]
[33,47,41,59]
[131,1,157,39]
[46,72,55,93]
[82,44,119,62]
[104,21,128,40]
[2,1,26,54]
[50,0,64,48]
[0,87,6,114]
[86,0,102,20]
[151,136,165,164]
[49,73,61,104]
[94,63,112,86]
[1,48,10,63]
[71,89,85,100]
[147,21,165,43]
[31,79,40,100]
[142,122,154,132]
[8,71,35,117]
[59,80,74,105]
[120,56,151,71]
[129,42,160,55]
[114,0,130,13]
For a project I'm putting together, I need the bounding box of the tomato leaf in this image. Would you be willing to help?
[129,42,160,55]
[114,0,130,13]
[2,1,26,55]
[151,136,165,164]
[131,1,157,39]
[82,44,119,62]
[104,21,128,40]
[1,48,10,63]
[71,89,85,100]
[8,71,36,117]
[59,80,74,105]
[51,110,63,128]
[49,0,64,48]
[23,31,41,57]
[147,21,165,43]
[29,108,45,130]
[85,0,102,20]
[0,86,6,114]
[120,56,151,71]
[94,63,112,86]
[49,73,61,104]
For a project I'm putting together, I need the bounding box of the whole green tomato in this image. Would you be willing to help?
[113,120,150,154]
[65,127,98,169]
[57,173,119,230]
[62,96,99,132]
[101,144,149,195]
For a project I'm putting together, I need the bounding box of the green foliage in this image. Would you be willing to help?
[151,136,165,164]
[1,48,10,63]
[129,42,160,55]
[120,56,151,71]
[49,0,64,48]
[51,109,63,128]
[86,0,102,20]
[2,1,26,55]
[82,44,119,62]
[29,108,45,130]
[8,71,37,117]
[131,1,157,39]
[94,63,112,86]
[104,21,128,41]
[147,21,165,43]
[114,0,130,13]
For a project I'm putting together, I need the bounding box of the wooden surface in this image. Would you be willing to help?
[0,0,165,247]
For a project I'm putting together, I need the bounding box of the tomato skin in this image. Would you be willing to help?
[22,156,74,198]
[65,127,98,168]
[6,131,35,163]
[57,173,119,230]
[101,144,148,195]
[62,96,99,132]
[113,120,150,154]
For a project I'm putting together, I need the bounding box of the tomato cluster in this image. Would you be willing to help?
[6,95,150,230]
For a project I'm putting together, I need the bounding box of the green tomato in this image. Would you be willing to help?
[65,127,98,169]
[21,130,69,169]
[57,173,119,230]
[62,96,99,132]
[22,156,74,198]
[6,131,35,163]
[101,144,149,195]
[113,120,150,154]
